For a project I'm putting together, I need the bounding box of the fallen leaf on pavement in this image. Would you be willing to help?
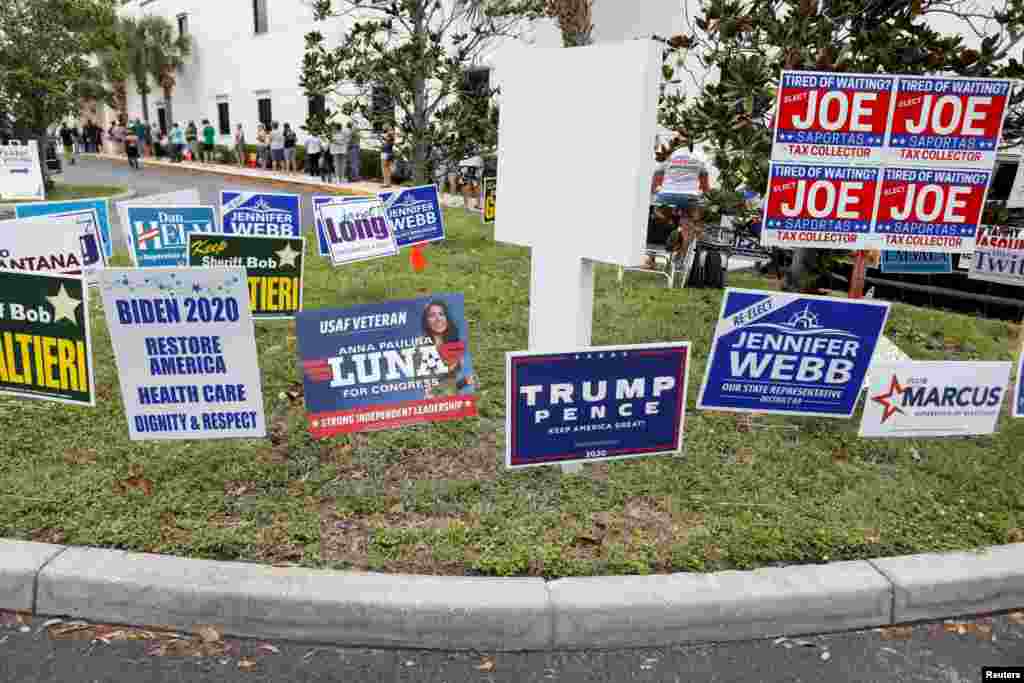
[476,657,495,672]
[256,643,280,655]
[196,625,222,643]
[238,658,258,671]
[145,642,167,657]
[880,625,913,640]
[1009,611,1024,625]
[821,651,831,661]
[975,623,993,640]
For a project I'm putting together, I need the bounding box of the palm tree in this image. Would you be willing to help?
[99,19,130,123]
[544,0,593,47]
[145,16,191,126]
[125,16,158,125]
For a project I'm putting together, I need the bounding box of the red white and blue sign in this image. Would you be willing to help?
[886,77,1012,169]
[773,71,894,165]
[220,191,300,237]
[880,251,952,274]
[124,205,218,267]
[15,198,114,258]
[697,289,890,418]
[761,163,879,250]
[377,184,446,248]
[506,343,690,469]
[875,167,989,253]
[295,294,478,437]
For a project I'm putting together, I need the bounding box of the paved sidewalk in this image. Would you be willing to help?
[83,153,475,208]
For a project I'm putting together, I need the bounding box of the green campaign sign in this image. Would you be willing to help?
[187,232,306,320]
[0,270,94,405]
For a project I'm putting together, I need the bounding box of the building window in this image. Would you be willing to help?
[217,102,231,135]
[308,95,326,120]
[253,0,268,34]
[370,85,394,133]
[258,98,272,130]
[461,68,490,99]
[177,13,188,37]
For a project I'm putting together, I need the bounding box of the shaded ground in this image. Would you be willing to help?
[3,609,1024,682]
[0,158,1022,578]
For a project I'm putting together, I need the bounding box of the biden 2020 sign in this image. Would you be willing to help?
[860,361,1010,438]
[506,343,690,469]
[697,289,890,417]
[220,191,300,237]
[772,71,894,166]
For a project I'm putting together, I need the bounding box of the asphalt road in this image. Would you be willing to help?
[2,611,1024,682]
[60,156,338,249]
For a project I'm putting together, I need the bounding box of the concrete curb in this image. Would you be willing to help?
[4,539,1024,650]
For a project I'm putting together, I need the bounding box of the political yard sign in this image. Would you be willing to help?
[761,163,879,249]
[969,226,1024,286]
[313,196,334,256]
[482,176,496,225]
[875,167,989,254]
[0,142,45,201]
[378,184,445,248]
[296,294,477,438]
[315,197,399,266]
[98,267,267,441]
[0,270,94,406]
[1016,346,1024,419]
[860,361,1010,438]
[125,205,218,268]
[220,191,300,237]
[698,289,890,417]
[880,251,953,274]
[188,233,305,320]
[16,198,115,259]
[886,77,1012,170]
[506,343,690,469]
[772,71,894,166]
[0,210,105,276]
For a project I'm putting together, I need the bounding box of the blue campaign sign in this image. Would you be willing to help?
[124,205,218,267]
[506,343,690,469]
[697,289,891,417]
[880,251,953,274]
[15,198,114,258]
[295,294,478,437]
[1016,351,1024,419]
[220,191,301,237]
[377,184,445,248]
[313,195,335,256]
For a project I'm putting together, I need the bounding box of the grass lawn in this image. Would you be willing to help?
[1,209,1022,577]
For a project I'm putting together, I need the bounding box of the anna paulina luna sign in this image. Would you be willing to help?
[698,289,890,417]
[296,294,477,437]
[506,343,690,469]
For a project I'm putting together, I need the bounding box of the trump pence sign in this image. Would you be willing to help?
[506,343,690,469]
[698,289,890,417]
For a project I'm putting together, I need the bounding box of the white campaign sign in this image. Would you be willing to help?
[1007,160,1024,209]
[859,361,1010,438]
[98,267,267,441]
[495,39,661,350]
[0,142,45,201]
[969,225,1024,286]
[0,210,104,275]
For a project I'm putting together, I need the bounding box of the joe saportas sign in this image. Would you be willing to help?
[0,270,94,405]
[860,361,1010,438]
[220,191,300,237]
[98,267,267,441]
[506,343,690,469]
[125,205,218,267]
[698,289,891,417]
[188,233,305,319]
[377,184,446,248]
[296,294,477,437]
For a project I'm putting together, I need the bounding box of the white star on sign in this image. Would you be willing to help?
[275,243,300,268]
[46,284,81,325]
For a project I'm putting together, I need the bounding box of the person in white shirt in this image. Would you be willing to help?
[329,125,350,183]
[655,146,710,208]
[269,121,286,171]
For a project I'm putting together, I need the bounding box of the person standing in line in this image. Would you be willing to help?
[269,121,285,172]
[254,124,268,168]
[304,132,322,177]
[185,120,198,161]
[170,122,185,162]
[234,124,247,168]
[132,118,147,156]
[459,153,483,209]
[329,124,349,183]
[381,130,395,187]
[283,123,298,173]
[201,119,216,164]
[59,124,75,166]
[319,133,333,182]
[347,121,361,182]
[125,129,141,170]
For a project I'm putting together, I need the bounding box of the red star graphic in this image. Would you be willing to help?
[871,375,907,423]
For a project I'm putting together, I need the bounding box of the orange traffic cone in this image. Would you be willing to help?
[409,245,426,272]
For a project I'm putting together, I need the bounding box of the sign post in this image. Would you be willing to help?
[849,251,868,299]
[494,40,662,472]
